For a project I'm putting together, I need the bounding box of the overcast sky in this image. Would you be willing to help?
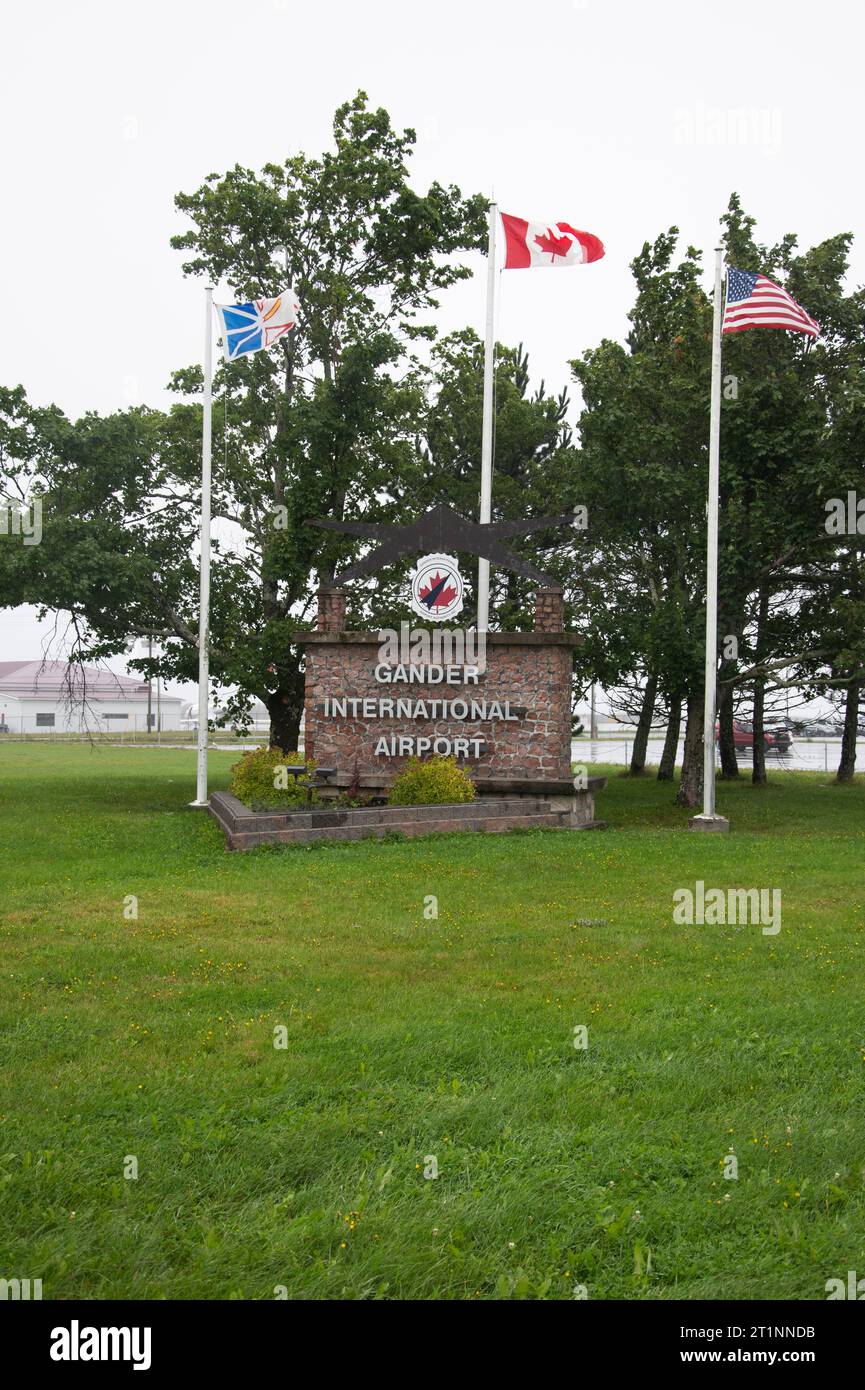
[2,0,862,694]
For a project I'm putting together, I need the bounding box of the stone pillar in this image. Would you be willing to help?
[316,586,347,634]
[534,586,564,633]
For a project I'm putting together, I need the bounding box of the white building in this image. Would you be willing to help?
[0,660,184,734]
[179,698,272,731]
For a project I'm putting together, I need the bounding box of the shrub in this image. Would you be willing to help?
[229,746,316,810]
[388,755,476,806]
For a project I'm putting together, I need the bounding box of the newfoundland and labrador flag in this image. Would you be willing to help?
[500,213,604,269]
[215,288,301,361]
[723,268,819,337]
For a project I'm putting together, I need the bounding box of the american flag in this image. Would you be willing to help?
[723,267,819,337]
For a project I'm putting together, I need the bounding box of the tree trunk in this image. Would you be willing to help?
[268,680,304,753]
[836,680,860,783]
[629,673,658,775]
[752,584,769,786]
[658,697,682,781]
[676,691,704,807]
[268,699,301,753]
[717,676,739,779]
[751,681,767,785]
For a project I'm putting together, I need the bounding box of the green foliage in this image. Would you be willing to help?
[0,93,486,749]
[388,755,476,806]
[229,745,315,810]
[570,228,713,706]
[160,91,486,743]
[417,332,577,631]
[5,174,863,780]
[569,196,865,802]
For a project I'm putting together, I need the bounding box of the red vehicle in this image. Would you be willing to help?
[715,719,791,753]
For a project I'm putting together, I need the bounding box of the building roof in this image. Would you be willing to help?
[0,660,159,700]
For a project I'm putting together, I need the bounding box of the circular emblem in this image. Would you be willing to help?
[410,553,464,622]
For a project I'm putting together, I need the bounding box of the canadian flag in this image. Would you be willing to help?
[500,213,604,269]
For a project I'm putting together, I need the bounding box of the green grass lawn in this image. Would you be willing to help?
[1,744,863,1300]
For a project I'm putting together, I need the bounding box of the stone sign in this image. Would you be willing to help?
[295,584,578,785]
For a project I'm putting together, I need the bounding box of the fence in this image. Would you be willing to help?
[572,735,861,774]
[0,715,270,745]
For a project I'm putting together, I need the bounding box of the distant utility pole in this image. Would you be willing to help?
[146,632,153,734]
[590,684,598,741]
[130,628,169,737]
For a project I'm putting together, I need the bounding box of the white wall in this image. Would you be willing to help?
[0,695,185,733]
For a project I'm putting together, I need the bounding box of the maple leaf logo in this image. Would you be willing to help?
[534,227,573,261]
[418,571,458,610]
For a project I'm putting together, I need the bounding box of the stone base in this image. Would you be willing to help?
[210,790,606,851]
[310,774,607,830]
[688,813,731,833]
[313,772,606,800]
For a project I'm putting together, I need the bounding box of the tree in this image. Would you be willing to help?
[571,198,865,805]
[713,196,843,786]
[418,332,578,627]
[0,387,194,670]
[571,230,713,806]
[1,95,487,747]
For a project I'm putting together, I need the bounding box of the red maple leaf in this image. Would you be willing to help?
[419,571,458,609]
[534,227,573,260]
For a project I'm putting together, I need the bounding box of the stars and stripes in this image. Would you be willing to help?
[722,268,819,337]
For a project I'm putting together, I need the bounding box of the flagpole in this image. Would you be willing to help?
[477,198,497,634]
[190,285,214,808]
[690,247,729,833]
